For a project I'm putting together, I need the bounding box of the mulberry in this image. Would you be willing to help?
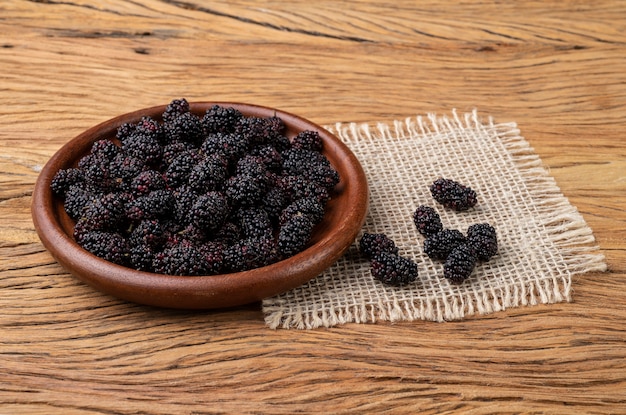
[201,132,250,163]
[277,215,315,258]
[359,232,399,259]
[129,170,166,196]
[152,244,209,276]
[413,205,443,237]
[188,154,229,193]
[370,252,418,286]
[443,244,477,284]
[190,191,230,232]
[129,219,167,248]
[162,98,190,124]
[109,154,147,185]
[90,139,120,161]
[249,144,282,172]
[467,223,498,261]
[164,150,203,188]
[164,111,204,145]
[423,229,467,260]
[130,243,157,272]
[201,104,243,134]
[198,241,225,275]
[51,168,85,197]
[126,189,175,220]
[223,236,278,272]
[224,174,264,207]
[291,130,323,152]
[430,178,477,211]
[279,197,325,227]
[278,175,330,204]
[235,206,273,239]
[76,230,130,266]
[80,192,128,231]
[121,132,162,166]
[63,185,99,220]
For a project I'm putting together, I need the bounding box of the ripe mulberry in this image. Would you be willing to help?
[370,252,418,286]
[277,215,315,258]
[51,168,85,197]
[201,104,243,134]
[443,244,478,284]
[224,174,264,207]
[190,191,230,232]
[279,197,325,227]
[129,170,166,196]
[430,178,477,211]
[413,205,443,237]
[235,206,273,238]
[163,98,190,123]
[152,244,209,276]
[359,232,399,259]
[291,130,323,152]
[76,230,130,266]
[423,229,467,260]
[188,154,229,193]
[126,189,175,220]
[467,223,498,261]
[164,111,204,145]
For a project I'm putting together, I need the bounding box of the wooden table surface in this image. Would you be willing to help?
[2,1,625,413]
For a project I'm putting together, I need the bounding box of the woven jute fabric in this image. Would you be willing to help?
[263,110,607,329]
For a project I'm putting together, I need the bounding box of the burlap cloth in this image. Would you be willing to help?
[263,110,607,329]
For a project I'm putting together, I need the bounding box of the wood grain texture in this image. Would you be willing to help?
[1,1,625,413]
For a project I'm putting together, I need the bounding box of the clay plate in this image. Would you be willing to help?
[31,102,368,309]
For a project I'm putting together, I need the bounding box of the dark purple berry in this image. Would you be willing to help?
[190,191,230,232]
[423,229,467,260]
[277,215,315,258]
[188,154,229,193]
[76,230,130,266]
[224,175,264,207]
[164,111,204,145]
[126,189,175,220]
[370,252,418,286]
[201,104,243,134]
[152,244,209,276]
[413,205,443,237]
[129,170,166,195]
[235,207,273,239]
[430,178,477,211]
[292,130,323,152]
[51,168,85,197]
[279,197,326,227]
[467,223,498,261]
[443,244,477,284]
[121,132,162,166]
[163,98,190,123]
[201,132,250,163]
[63,185,99,220]
[359,232,399,259]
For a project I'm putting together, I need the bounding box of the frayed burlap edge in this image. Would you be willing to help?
[263,110,607,329]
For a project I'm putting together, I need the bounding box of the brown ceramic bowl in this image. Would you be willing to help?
[31,102,368,309]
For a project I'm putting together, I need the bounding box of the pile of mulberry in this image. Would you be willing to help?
[419,215,498,284]
[51,98,341,275]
